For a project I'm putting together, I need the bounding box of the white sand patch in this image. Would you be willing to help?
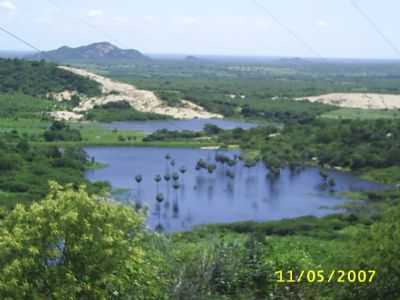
[47,90,78,102]
[54,66,222,120]
[297,93,400,109]
[200,146,221,150]
[50,111,83,121]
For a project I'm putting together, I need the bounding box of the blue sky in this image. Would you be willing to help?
[0,0,399,58]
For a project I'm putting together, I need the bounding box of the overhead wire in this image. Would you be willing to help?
[0,25,42,53]
[349,0,400,57]
[251,0,323,59]
[2,0,399,62]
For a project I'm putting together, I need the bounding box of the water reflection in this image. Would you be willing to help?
[85,147,386,232]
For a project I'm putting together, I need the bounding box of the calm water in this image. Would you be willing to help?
[85,147,384,232]
[104,119,257,133]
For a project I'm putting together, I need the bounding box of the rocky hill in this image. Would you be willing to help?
[30,42,149,63]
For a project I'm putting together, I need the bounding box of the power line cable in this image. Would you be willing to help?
[349,0,400,57]
[0,25,43,53]
[251,0,323,59]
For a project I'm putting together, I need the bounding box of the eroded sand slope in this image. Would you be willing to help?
[51,66,222,121]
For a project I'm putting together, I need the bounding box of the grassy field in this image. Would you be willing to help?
[71,122,218,147]
[322,108,400,120]
[0,118,50,136]
[0,118,218,148]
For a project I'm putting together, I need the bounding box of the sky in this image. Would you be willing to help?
[0,0,400,59]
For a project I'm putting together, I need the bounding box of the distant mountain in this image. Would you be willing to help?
[30,42,149,62]
[185,55,199,61]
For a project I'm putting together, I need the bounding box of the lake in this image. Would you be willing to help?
[104,118,257,133]
[85,147,384,232]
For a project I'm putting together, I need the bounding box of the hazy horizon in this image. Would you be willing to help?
[3,47,400,63]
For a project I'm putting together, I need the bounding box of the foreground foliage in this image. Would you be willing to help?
[0,183,166,299]
[170,192,400,299]
[0,188,399,299]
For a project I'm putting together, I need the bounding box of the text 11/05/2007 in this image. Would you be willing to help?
[275,270,376,284]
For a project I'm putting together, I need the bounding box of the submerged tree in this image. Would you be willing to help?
[165,153,171,172]
[179,166,187,186]
[226,170,235,179]
[135,174,143,200]
[207,163,217,174]
[156,192,164,203]
[227,159,237,168]
[173,182,180,192]
[164,173,171,182]
[244,159,257,169]
[179,166,187,175]
[170,159,176,168]
[154,174,162,192]
[319,170,329,181]
[135,174,143,185]
[266,167,281,181]
[172,172,180,182]
[173,182,180,202]
[196,159,207,171]
[172,183,180,218]
[155,192,165,224]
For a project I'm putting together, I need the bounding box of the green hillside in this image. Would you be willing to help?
[0,93,55,119]
[0,58,101,97]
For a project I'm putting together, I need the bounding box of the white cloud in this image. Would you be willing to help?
[143,16,157,23]
[113,16,129,24]
[181,17,199,25]
[316,20,329,27]
[87,9,103,17]
[0,0,16,11]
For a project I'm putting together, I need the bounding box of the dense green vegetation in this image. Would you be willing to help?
[83,59,400,122]
[0,93,54,119]
[1,184,399,299]
[170,195,400,299]
[143,128,205,142]
[0,131,108,210]
[0,184,165,299]
[85,101,168,122]
[1,57,400,299]
[214,119,400,182]
[120,75,338,121]
[43,121,82,142]
[322,107,400,120]
[0,58,101,97]
[361,166,400,184]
